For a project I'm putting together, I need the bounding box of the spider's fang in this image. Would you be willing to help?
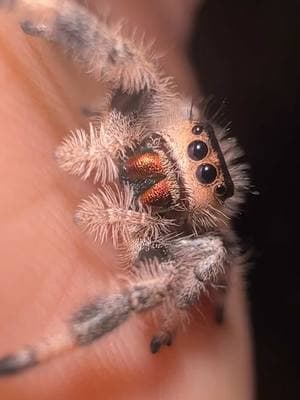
[140,178,173,207]
[125,152,164,180]
[124,151,176,208]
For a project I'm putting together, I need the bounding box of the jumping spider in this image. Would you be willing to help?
[0,0,249,376]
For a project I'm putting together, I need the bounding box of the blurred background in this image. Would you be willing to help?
[189,0,299,398]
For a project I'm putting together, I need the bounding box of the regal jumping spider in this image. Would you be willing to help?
[0,0,249,376]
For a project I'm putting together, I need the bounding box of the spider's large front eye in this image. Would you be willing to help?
[188,140,208,161]
[196,163,217,184]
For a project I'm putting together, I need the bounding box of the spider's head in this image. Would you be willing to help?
[179,120,234,203]
[123,98,248,231]
[182,122,234,200]
[156,118,239,230]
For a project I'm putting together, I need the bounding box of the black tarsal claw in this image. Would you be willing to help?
[150,337,162,354]
[150,332,173,354]
[215,304,225,325]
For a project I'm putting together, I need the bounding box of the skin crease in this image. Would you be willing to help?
[0,1,254,399]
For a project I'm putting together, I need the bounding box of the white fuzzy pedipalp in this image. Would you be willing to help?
[75,184,175,247]
[55,112,145,184]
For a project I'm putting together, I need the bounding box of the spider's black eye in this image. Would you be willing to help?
[192,124,204,135]
[192,123,214,136]
[215,184,227,199]
[196,163,217,184]
[188,140,208,161]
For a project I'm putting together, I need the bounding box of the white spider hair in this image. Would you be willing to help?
[75,184,176,247]
[55,111,147,184]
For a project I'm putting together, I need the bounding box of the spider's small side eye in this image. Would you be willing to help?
[188,140,208,161]
[192,123,214,136]
[192,124,204,135]
[196,163,217,184]
[215,184,227,199]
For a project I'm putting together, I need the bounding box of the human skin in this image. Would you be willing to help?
[0,1,254,399]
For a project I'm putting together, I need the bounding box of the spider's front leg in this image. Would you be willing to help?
[148,233,231,352]
[176,234,231,317]
[2,0,160,94]
[0,233,229,375]
[127,238,181,353]
[0,269,172,376]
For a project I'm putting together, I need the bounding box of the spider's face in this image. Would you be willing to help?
[123,119,234,222]
[166,120,234,212]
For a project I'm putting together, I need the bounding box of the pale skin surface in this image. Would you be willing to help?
[0,1,254,399]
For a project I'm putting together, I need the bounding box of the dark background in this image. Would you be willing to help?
[190,0,300,398]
